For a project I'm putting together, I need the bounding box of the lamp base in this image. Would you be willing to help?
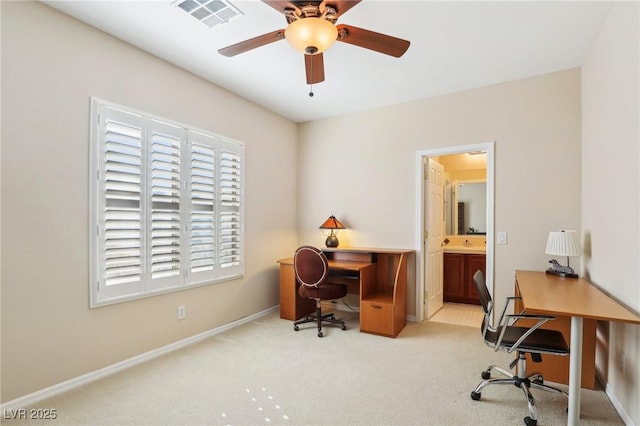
[545,269,578,279]
[325,234,339,248]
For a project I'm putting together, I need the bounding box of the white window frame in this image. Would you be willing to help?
[89,98,244,307]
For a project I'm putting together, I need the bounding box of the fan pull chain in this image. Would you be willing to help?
[308,55,314,97]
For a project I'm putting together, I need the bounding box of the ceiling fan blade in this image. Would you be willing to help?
[218,30,285,57]
[305,53,325,84]
[322,1,362,19]
[336,24,410,58]
[261,0,301,16]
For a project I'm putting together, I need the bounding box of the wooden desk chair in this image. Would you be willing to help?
[293,246,347,337]
[470,270,569,426]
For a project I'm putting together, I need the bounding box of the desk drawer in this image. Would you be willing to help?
[360,299,394,337]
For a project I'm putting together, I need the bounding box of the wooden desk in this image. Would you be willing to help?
[515,270,640,425]
[277,257,374,321]
[278,247,413,337]
[514,283,597,390]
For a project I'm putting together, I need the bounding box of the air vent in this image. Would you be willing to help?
[173,0,243,28]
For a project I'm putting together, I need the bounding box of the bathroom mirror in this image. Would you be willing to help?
[446,181,487,235]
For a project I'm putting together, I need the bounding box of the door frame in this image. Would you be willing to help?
[415,141,495,322]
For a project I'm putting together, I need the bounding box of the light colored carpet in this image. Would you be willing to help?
[5,311,622,426]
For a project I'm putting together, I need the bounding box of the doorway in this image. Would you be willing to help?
[415,142,495,322]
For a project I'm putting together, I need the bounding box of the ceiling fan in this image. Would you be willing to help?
[218,1,410,89]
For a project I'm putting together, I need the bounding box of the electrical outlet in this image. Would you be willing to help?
[177,305,186,320]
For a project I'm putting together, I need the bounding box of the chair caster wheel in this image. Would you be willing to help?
[318,331,323,337]
[470,391,481,401]
[341,325,347,330]
[524,416,537,426]
[293,325,299,331]
[481,371,491,380]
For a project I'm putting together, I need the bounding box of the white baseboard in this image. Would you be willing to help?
[1,306,279,412]
[596,369,635,426]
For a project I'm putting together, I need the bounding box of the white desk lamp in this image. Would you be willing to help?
[545,230,581,278]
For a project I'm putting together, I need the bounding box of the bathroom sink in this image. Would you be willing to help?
[443,245,486,254]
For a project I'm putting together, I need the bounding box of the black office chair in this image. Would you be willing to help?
[470,270,569,426]
[292,246,348,337]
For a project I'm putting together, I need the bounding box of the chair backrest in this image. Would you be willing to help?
[473,270,497,340]
[473,270,492,316]
[294,246,329,288]
[472,270,568,356]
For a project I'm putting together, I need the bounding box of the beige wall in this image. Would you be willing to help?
[1,2,298,402]
[297,68,582,317]
[582,2,640,424]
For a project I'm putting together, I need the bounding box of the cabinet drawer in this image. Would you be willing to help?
[360,300,394,336]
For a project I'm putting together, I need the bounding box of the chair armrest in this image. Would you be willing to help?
[497,296,522,327]
[508,314,556,321]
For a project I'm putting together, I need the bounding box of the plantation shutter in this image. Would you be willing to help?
[90,98,244,307]
[219,149,242,269]
[186,131,244,284]
[97,106,145,300]
[147,121,185,289]
[188,132,216,280]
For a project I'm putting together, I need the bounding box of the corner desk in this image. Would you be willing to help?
[514,270,640,426]
[277,247,413,338]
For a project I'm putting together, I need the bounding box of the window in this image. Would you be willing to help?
[89,98,244,307]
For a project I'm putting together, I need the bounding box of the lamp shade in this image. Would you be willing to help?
[284,17,338,54]
[319,215,345,230]
[545,230,582,257]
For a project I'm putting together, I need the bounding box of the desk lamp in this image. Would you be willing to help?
[545,230,581,278]
[319,215,345,248]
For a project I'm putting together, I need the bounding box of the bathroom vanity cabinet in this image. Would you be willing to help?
[443,253,485,305]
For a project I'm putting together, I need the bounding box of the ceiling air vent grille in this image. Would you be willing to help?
[173,0,243,28]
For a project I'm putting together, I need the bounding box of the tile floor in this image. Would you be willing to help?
[429,302,484,328]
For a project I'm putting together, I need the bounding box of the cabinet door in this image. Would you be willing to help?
[360,300,394,337]
[467,254,486,304]
[443,254,465,301]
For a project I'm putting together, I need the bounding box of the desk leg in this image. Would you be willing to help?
[568,316,583,426]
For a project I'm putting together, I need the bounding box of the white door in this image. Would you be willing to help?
[425,158,445,318]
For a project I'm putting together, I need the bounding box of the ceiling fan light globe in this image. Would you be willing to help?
[284,17,338,54]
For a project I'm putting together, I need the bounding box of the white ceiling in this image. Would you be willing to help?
[42,0,613,123]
